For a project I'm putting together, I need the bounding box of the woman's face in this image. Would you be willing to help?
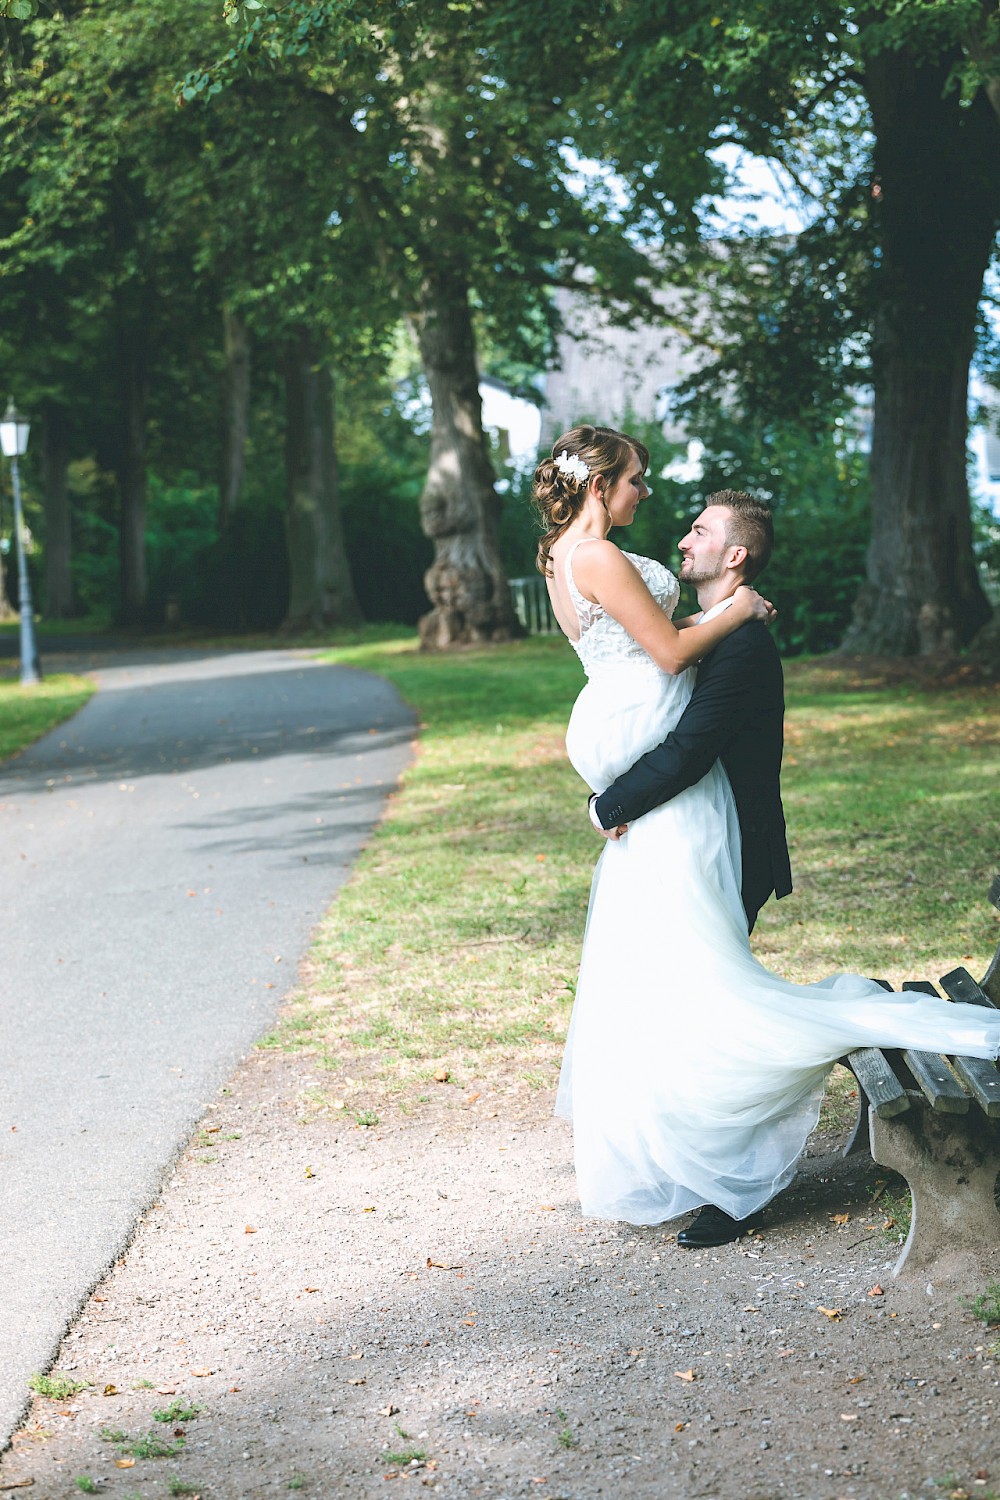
[602,452,650,527]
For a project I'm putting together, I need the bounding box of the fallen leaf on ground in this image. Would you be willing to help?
[538,1204,555,1212]
[868,1284,884,1297]
[304,1166,315,1179]
[818,1306,844,1320]
[244,1225,257,1234]
[674,1369,697,1382]
[0,1481,34,1491]
[847,1375,865,1385]
[102,1384,118,1396]
[348,1378,366,1386]
[304,1287,320,1294]
[831,1213,850,1225]
[433,1069,450,1083]
[426,1258,461,1270]
[840,1413,858,1421]
[465,1093,481,1104]
[115,1457,137,1468]
[674,1422,687,1432]
[156,1387,176,1396]
[378,1404,400,1417]
[191,1368,214,1377]
[777,1349,794,1357]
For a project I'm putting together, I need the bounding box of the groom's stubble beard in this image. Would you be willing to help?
[678,552,728,597]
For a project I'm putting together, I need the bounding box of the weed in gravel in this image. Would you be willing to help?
[130,1430,186,1458]
[354,1109,379,1127]
[133,1379,155,1390]
[874,1185,911,1243]
[556,1408,578,1449]
[384,1448,426,1466]
[153,1400,204,1424]
[287,1476,308,1492]
[960,1283,1000,1325]
[101,1425,184,1458]
[168,1477,201,1496]
[29,1373,91,1399]
[74,1480,97,1495]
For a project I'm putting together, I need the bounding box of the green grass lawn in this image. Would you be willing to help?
[260,634,1000,1122]
[0,672,96,761]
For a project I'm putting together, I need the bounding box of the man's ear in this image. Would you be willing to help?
[726,544,748,573]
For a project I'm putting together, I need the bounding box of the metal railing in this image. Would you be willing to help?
[509,575,559,635]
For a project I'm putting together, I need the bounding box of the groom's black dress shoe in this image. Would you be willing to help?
[676,1205,757,1248]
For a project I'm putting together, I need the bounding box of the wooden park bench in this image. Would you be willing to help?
[841,874,1000,1279]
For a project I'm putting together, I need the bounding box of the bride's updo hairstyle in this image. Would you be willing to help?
[533,425,650,576]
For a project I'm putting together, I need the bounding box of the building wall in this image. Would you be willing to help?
[540,285,704,446]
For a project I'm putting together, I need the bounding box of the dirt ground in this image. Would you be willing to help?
[3,1047,998,1500]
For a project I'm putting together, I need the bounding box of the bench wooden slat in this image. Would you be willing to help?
[930,966,1000,1117]
[949,1056,1000,1118]
[846,1047,911,1118]
[940,965,998,1011]
[900,1049,970,1113]
[895,981,971,1112]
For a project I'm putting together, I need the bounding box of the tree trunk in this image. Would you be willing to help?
[41,399,74,619]
[842,44,1000,655]
[220,303,251,532]
[410,267,519,649]
[0,532,13,620]
[282,328,361,631]
[113,295,149,627]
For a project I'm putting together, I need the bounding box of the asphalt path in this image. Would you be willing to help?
[0,647,415,1445]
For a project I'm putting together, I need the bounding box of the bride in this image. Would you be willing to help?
[535,424,1000,1242]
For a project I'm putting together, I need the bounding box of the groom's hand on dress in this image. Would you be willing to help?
[588,795,627,840]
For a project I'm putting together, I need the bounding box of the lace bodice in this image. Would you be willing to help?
[566,541,680,676]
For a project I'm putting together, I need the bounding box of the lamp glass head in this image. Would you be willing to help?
[0,400,30,458]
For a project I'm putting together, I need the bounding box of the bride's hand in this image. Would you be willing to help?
[732,585,772,623]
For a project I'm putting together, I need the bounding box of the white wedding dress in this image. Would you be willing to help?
[554,541,1000,1225]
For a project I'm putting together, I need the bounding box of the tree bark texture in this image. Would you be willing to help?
[411,269,519,649]
[40,399,74,619]
[842,44,1000,655]
[113,294,149,627]
[282,330,361,631]
[220,303,251,532]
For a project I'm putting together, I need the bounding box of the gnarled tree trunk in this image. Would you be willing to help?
[113,292,149,628]
[842,44,1000,654]
[41,399,73,619]
[411,267,519,649]
[220,303,251,532]
[282,328,361,631]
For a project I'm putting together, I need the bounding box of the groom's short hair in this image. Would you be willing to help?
[704,490,773,583]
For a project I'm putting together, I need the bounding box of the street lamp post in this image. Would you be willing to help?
[0,399,40,685]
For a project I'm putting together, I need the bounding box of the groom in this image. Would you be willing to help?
[588,489,792,1247]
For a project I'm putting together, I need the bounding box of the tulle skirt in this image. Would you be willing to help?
[556,662,1000,1225]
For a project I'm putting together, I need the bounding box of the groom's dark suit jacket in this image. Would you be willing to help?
[592,619,792,931]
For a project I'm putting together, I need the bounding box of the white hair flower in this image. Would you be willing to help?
[554,451,590,484]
